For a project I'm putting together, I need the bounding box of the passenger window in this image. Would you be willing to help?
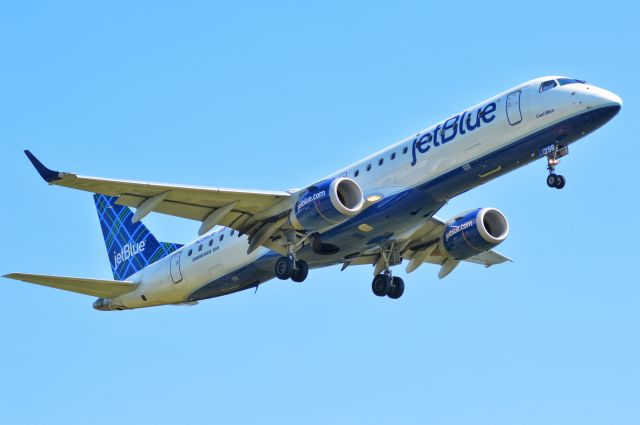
[539,80,557,93]
[378,158,384,166]
[230,229,235,236]
[403,147,408,154]
[188,249,192,256]
[366,164,371,171]
[198,245,203,252]
[354,170,359,177]
[219,234,224,241]
[391,152,396,160]
[209,240,213,246]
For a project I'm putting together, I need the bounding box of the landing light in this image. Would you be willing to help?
[367,194,383,203]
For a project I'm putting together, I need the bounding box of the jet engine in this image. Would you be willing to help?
[290,177,365,232]
[440,208,509,260]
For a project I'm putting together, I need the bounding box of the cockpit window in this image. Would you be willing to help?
[539,80,557,93]
[558,78,586,86]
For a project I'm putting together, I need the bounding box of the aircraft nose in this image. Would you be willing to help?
[588,86,623,110]
[599,88,623,108]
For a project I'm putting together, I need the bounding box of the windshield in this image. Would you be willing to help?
[539,80,557,93]
[558,78,586,86]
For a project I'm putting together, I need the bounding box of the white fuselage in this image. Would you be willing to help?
[107,76,621,309]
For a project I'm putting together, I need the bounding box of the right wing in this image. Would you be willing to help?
[25,150,295,252]
[342,215,512,279]
[3,273,138,298]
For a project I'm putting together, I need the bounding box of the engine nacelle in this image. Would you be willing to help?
[440,208,509,260]
[290,177,365,232]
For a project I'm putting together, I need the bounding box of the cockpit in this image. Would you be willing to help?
[539,78,587,93]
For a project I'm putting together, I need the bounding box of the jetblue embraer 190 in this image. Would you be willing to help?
[5,76,622,310]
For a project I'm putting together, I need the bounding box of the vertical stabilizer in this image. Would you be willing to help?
[93,194,183,280]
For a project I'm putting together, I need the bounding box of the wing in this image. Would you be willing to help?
[25,151,295,247]
[343,215,512,278]
[4,273,138,298]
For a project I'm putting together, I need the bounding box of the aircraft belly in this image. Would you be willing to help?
[187,252,279,301]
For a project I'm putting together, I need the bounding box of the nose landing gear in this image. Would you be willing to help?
[546,171,566,189]
[544,142,568,190]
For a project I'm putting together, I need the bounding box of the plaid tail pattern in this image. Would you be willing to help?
[93,194,183,281]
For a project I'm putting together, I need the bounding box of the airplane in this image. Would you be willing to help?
[4,76,622,310]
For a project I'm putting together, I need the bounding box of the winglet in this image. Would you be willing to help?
[24,150,62,182]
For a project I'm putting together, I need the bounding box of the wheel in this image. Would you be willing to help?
[372,274,391,297]
[291,260,309,283]
[387,276,405,299]
[554,174,566,189]
[546,173,557,188]
[275,256,294,280]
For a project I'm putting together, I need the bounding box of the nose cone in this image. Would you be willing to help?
[586,85,623,111]
[599,88,623,109]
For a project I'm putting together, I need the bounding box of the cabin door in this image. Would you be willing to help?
[506,90,523,125]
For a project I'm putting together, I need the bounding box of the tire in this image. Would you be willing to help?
[555,174,566,189]
[372,274,391,297]
[291,260,309,283]
[275,256,294,280]
[546,174,557,188]
[388,276,405,299]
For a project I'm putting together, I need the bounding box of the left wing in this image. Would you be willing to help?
[25,151,295,250]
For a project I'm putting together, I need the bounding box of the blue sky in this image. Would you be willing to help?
[1,1,638,424]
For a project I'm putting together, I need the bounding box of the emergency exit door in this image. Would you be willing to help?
[506,90,523,125]
[170,253,183,284]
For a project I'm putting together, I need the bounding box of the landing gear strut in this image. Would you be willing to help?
[545,142,568,189]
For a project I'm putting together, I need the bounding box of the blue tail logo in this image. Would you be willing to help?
[94,194,183,281]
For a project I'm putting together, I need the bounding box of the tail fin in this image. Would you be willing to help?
[93,194,183,281]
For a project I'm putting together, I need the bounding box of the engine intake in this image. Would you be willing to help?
[290,177,365,232]
[440,208,509,260]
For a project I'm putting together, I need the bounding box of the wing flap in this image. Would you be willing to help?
[4,273,138,298]
[464,250,513,266]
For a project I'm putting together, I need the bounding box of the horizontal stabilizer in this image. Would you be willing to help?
[3,273,138,298]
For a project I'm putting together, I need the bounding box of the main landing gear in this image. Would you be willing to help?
[275,255,309,282]
[274,231,310,282]
[545,142,568,190]
[372,273,405,299]
[371,241,405,299]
